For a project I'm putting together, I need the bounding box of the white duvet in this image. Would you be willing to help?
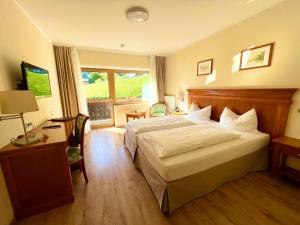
[124,115,216,158]
[141,125,240,158]
[126,115,193,134]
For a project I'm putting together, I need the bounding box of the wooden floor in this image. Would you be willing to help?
[17,128,300,225]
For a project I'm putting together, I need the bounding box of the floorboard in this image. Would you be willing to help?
[16,128,300,225]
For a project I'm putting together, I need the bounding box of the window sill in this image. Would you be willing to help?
[114,101,149,105]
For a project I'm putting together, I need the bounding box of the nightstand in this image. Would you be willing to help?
[170,111,188,116]
[271,136,300,182]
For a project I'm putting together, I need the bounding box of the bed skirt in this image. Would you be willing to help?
[133,146,268,214]
[124,132,136,159]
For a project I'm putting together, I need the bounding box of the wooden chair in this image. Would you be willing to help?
[67,113,89,183]
[150,103,167,117]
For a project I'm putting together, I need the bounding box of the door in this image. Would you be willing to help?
[81,68,150,127]
[81,69,114,125]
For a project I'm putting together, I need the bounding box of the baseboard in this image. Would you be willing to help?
[90,124,114,129]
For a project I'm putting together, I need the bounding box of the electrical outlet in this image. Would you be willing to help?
[25,121,33,129]
[49,111,55,119]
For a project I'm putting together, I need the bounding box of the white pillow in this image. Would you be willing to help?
[188,105,211,121]
[220,107,258,132]
[189,103,200,113]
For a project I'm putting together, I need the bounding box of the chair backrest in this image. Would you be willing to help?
[74,113,89,155]
[150,103,167,117]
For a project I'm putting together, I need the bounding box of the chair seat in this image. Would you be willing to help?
[151,112,166,117]
[67,146,83,164]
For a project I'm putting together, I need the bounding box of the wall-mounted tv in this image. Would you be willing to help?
[21,61,52,97]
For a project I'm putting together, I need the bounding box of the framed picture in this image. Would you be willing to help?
[239,43,274,70]
[197,58,213,76]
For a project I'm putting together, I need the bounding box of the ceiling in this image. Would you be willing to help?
[16,0,284,55]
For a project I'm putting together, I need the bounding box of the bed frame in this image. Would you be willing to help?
[134,88,297,214]
[187,88,297,139]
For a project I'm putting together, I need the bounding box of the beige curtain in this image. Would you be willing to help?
[53,45,79,117]
[155,56,166,103]
[70,48,91,133]
[149,56,158,104]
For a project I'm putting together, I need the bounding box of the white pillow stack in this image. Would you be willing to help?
[188,104,211,121]
[220,107,258,132]
[189,103,200,113]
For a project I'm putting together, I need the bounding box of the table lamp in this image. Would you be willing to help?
[176,91,184,112]
[0,90,39,146]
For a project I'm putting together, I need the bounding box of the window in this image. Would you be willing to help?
[114,72,150,102]
[81,68,150,125]
[81,71,112,124]
[82,71,110,100]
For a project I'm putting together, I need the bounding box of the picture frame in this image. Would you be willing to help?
[239,43,274,70]
[197,58,213,76]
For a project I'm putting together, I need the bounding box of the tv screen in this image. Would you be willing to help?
[21,61,52,97]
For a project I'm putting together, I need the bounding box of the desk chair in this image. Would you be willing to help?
[68,113,89,183]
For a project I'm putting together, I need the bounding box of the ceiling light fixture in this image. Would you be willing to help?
[126,7,149,23]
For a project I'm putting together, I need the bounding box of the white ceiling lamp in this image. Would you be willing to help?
[126,7,149,23]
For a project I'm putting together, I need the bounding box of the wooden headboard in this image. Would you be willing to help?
[187,88,297,139]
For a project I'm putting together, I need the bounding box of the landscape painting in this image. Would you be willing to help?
[197,59,213,76]
[240,43,274,70]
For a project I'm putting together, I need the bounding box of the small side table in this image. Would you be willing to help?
[271,136,300,182]
[170,111,188,116]
[126,112,146,122]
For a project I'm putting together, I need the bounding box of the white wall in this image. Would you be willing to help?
[166,0,300,170]
[78,48,149,69]
[0,0,62,224]
[166,0,300,140]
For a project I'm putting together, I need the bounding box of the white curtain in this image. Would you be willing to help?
[70,48,91,133]
[149,55,158,104]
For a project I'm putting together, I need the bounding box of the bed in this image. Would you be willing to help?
[124,114,215,158]
[133,88,297,214]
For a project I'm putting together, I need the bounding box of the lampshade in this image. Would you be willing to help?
[176,91,184,100]
[0,91,39,114]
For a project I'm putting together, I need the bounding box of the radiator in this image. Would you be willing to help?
[113,103,150,127]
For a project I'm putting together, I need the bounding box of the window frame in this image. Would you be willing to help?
[81,67,150,105]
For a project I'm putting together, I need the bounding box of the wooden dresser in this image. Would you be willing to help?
[0,121,75,219]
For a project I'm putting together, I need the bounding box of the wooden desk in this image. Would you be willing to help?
[0,120,75,219]
[271,136,300,182]
[126,112,146,122]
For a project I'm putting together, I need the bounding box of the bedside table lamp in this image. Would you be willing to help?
[176,91,184,112]
[0,90,39,146]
